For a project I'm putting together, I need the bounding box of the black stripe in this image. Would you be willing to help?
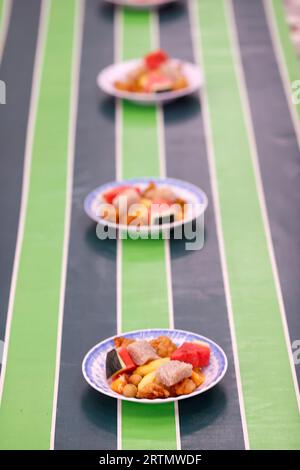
[0,0,41,358]
[54,0,117,449]
[159,2,245,450]
[232,0,300,387]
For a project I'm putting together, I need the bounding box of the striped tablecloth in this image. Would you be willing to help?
[0,0,299,450]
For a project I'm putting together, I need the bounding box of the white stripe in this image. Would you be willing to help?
[0,0,12,64]
[152,9,182,451]
[50,0,85,449]
[115,5,123,451]
[187,0,249,449]
[226,0,300,413]
[0,0,50,405]
[263,0,300,156]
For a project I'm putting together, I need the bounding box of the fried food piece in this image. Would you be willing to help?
[115,81,131,92]
[173,378,196,396]
[114,336,135,349]
[129,374,142,386]
[136,382,170,399]
[150,336,177,358]
[123,384,138,398]
[172,77,189,91]
[142,182,156,199]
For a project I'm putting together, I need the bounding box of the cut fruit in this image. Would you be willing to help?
[135,357,170,377]
[103,186,131,204]
[106,349,123,379]
[118,347,136,374]
[171,341,210,368]
[106,347,137,379]
[191,369,205,387]
[137,371,156,392]
[141,73,172,93]
[144,50,169,70]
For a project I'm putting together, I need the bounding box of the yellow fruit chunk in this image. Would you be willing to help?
[137,371,156,392]
[191,370,205,387]
[135,357,170,377]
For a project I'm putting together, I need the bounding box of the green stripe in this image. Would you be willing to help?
[120,9,177,450]
[0,0,77,449]
[271,0,300,120]
[196,0,300,449]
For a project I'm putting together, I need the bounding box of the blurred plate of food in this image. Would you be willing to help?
[103,0,178,9]
[98,50,202,105]
[84,177,208,235]
[82,329,228,403]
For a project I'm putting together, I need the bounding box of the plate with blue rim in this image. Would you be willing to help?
[82,328,228,404]
[84,177,208,236]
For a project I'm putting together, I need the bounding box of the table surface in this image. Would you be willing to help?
[0,0,300,450]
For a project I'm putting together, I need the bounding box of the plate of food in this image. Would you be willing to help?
[98,50,202,104]
[82,329,228,403]
[84,177,208,235]
[103,0,178,9]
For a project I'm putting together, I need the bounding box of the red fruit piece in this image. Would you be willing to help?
[118,347,137,374]
[103,186,140,204]
[171,342,210,368]
[144,50,169,70]
[143,73,172,93]
[103,186,130,204]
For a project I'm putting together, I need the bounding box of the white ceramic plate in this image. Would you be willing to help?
[82,329,228,404]
[103,0,178,9]
[84,177,208,235]
[97,59,202,105]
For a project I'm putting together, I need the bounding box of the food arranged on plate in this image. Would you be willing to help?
[104,0,177,7]
[100,181,187,226]
[106,335,210,400]
[83,329,227,403]
[114,50,189,94]
[84,177,208,231]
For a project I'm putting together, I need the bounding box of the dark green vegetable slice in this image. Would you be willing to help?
[106,349,123,379]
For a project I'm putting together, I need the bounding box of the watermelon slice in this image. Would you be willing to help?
[118,347,136,373]
[103,186,131,204]
[144,50,169,70]
[103,186,141,204]
[142,73,172,93]
[171,342,210,368]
